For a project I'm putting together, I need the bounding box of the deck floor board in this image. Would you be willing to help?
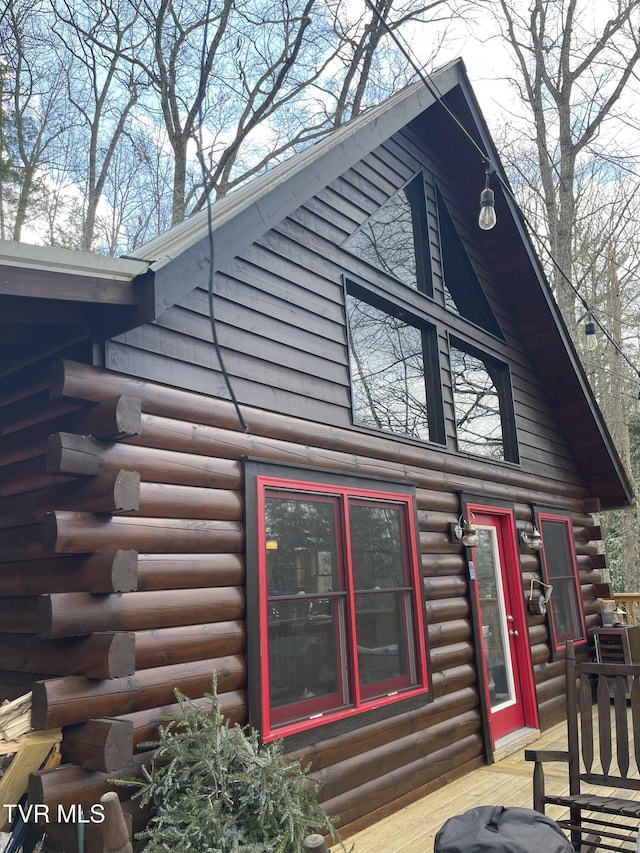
[331,714,640,852]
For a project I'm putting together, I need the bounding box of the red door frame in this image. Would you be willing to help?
[466,503,539,748]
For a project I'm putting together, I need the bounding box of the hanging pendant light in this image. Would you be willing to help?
[478,162,496,231]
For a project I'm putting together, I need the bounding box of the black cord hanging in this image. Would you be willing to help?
[197,0,249,434]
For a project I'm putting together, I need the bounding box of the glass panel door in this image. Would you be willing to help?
[469,510,532,745]
[475,526,517,716]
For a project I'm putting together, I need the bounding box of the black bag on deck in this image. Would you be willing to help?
[434,805,573,853]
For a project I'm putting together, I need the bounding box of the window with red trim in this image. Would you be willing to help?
[536,510,587,653]
[257,476,429,741]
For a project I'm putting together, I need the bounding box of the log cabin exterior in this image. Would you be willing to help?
[0,60,633,851]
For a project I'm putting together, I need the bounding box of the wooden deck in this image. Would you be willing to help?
[331,716,640,852]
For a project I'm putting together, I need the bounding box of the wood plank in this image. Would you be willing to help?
[0,692,32,740]
[106,342,352,428]
[0,729,62,831]
[329,709,640,852]
[0,264,138,305]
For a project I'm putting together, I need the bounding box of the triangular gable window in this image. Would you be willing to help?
[436,187,503,339]
[343,174,432,297]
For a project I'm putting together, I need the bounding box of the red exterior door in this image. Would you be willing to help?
[467,506,537,746]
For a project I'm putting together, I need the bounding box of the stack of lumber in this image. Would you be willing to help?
[0,694,61,831]
[0,693,32,742]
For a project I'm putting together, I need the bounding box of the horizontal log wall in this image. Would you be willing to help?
[0,356,605,850]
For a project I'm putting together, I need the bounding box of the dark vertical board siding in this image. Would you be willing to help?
[107,129,584,488]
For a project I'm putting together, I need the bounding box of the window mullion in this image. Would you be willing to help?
[341,493,362,709]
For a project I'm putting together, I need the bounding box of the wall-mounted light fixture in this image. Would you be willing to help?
[265,539,278,551]
[528,578,553,616]
[450,515,479,548]
[478,161,497,231]
[520,521,543,550]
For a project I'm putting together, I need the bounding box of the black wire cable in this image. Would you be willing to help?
[198,0,249,433]
[363,0,640,389]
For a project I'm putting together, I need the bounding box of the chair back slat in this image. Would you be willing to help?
[579,672,594,772]
[614,675,630,777]
[631,675,640,774]
[565,643,580,794]
[596,673,612,776]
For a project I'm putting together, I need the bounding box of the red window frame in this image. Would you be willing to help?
[535,510,587,654]
[257,475,429,742]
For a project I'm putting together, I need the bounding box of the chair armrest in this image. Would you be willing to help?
[524,749,570,763]
[525,749,570,814]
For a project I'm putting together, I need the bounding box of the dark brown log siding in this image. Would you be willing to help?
[0,352,604,852]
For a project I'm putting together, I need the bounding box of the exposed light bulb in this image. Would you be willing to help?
[585,319,597,351]
[478,186,497,231]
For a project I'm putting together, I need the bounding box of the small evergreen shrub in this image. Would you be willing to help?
[123,682,350,853]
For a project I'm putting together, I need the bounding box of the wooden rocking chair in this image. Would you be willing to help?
[525,641,640,852]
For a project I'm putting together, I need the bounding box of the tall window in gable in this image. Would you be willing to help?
[436,187,503,339]
[250,469,430,742]
[341,171,518,461]
[535,509,587,654]
[346,282,445,444]
[343,175,432,296]
[450,340,518,463]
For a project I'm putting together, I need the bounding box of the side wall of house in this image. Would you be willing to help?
[0,354,604,852]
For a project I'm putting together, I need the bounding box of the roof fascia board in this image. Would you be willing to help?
[144,63,463,319]
[0,239,146,308]
[0,239,146,281]
[0,264,139,306]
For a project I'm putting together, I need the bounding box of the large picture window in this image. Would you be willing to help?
[342,171,519,464]
[342,174,432,296]
[253,473,429,741]
[450,339,519,463]
[535,509,587,653]
[346,284,444,444]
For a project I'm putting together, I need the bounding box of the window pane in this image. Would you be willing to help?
[347,294,431,440]
[264,495,339,596]
[474,527,516,713]
[264,493,349,723]
[450,345,505,459]
[348,501,407,589]
[355,592,414,696]
[350,500,416,698]
[268,598,347,715]
[540,518,584,644]
[547,578,582,643]
[343,183,420,290]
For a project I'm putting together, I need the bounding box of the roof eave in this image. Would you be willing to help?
[131,62,465,320]
[448,76,634,510]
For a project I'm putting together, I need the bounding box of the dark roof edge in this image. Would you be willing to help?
[132,62,464,319]
[453,73,634,510]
